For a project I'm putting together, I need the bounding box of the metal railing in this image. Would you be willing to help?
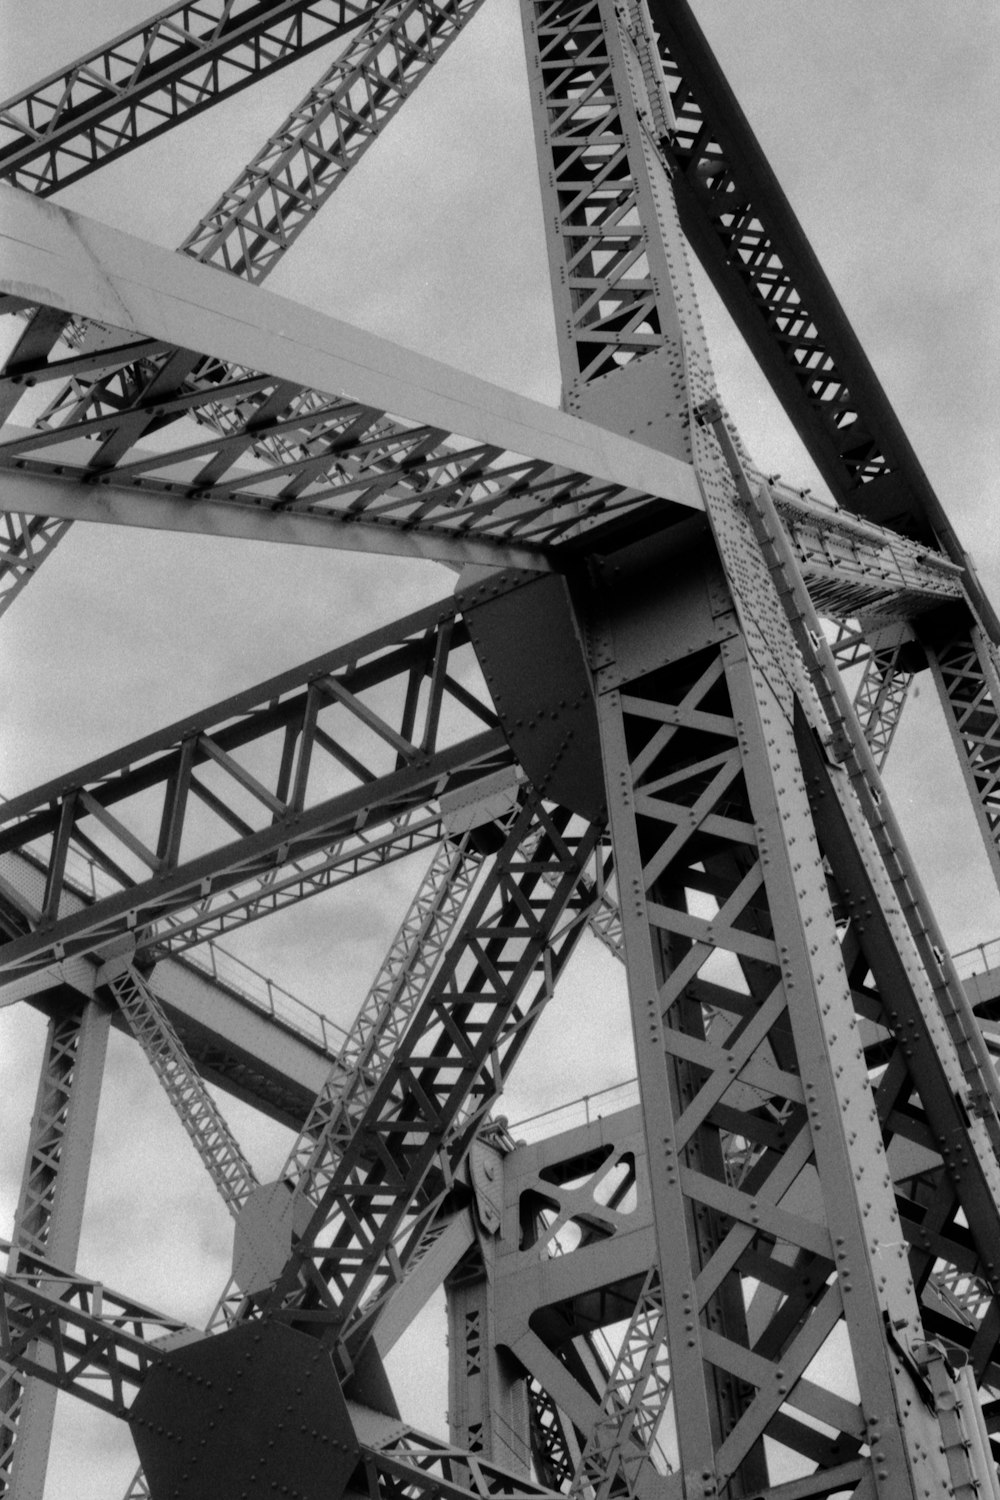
[9,829,349,1060]
[508,1078,640,1143]
[12,797,1000,1080]
[177,942,347,1057]
[953,937,1000,982]
[506,942,1000,1142]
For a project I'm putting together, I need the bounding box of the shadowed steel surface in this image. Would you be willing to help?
[3,2,1000,1498]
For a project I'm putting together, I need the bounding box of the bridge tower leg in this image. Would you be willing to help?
[0,999,110,1497]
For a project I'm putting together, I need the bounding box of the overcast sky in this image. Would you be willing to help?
[1,2,999,1493]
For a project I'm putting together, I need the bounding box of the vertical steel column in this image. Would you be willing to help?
[847,638,914,771]
[520,0,696,459]
[446,1243,531,1475]
[587,552,956,1497]
[925,613,1000,895]
[0,998,111,1497]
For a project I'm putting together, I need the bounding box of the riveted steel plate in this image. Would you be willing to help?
[461,574,604,819]
[129,1322,358,1500]
[232,1178,312,1295]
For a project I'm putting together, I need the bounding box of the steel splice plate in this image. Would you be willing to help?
[129,1322,359,1500]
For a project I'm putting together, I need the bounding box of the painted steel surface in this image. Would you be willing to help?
[2,0,1000,1496]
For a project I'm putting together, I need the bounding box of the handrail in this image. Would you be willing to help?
[953,937,1000,982]
[509,1078,640,1142]
[508,943,1000,1140]
[177,942,348,1058]
[4,821,348,1059]
[9,796,1000,1077]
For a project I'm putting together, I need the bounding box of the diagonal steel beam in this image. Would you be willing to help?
[647,0,1000,652]
[0,0,380,196]
[0,1247,563,1500]
[0,596,511,982]
[567,1268,671,1500]
[182,0,491,280]
[100,957,260,1214]
[120,826,490,1495]
[251,794,606,1357]
[0,190,700,567]
[0,512,73,621]
[6,0,491,609]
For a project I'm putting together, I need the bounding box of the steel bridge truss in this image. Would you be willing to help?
[3,1,1000,1499]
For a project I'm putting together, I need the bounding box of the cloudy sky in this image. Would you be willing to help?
[1,1,999,1493]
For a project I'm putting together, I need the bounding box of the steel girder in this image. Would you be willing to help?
[0,1245,199,1419]
[2,795,608,1489]
[279,831,487,1214]
[445,1228,533,1474]
[521,0,1000,888]
[0,1247,558,1500]
[567,1268,669,1500]
[0,512,72,620]
[644,0,1000,888]
[101,960,260,1214]
[589,575,995,1496]
[0,0,489,611]
[0,189,699,569]
[188,832,485,1349]
[0,594,508,983]
[521,0,695,456]
[644,2,977,558]
[0,999,111,1495]
[246,794,605,1355]
[925,622,1000,895]
[181,0,491,279]
[0,846,357,1129]
[1,2,999,1498]
[118,831,486,1495]
[853,652,913,772]
[0,189,966,627]
[831,625,917,773]
[428,1065,1000,1495]
[516,2,1000,1488]
[0,0,383,197]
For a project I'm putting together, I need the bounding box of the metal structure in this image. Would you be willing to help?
[0,3,998,1498]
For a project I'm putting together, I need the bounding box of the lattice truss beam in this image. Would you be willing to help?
[0,0,489,610]
[0,187,966,653]
[0,591,511,979]
[0,1240,564,1500]
[2,0,994,873]
[593,607,1000,1495]
[0,188,701,578]
[0,999,111,1497]
[182,0,492,279]
[2,795,609,1489]
[3,0,1000,1497]
[0,0,386,196]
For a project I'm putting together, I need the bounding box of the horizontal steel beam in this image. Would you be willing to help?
[769,484,964,627]
[0,188,702,565]
[649,0,1000,644]
[0,461,547,572]
[2,849,345,1125]
[0,595,512,981]
[0,1243,560,1500]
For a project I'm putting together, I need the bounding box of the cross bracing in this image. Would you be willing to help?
[0,0,384,196]
[1,3,999,1499]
